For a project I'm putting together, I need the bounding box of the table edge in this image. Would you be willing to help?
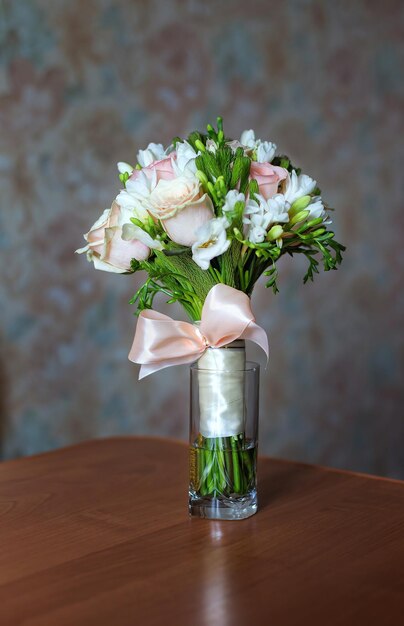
[1,436,403,486]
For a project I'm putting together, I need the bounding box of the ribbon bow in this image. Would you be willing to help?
[129,284,269,379]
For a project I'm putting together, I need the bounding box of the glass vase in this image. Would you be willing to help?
[189,341,259,520]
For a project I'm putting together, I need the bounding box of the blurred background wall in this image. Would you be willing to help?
[0,0,403,477]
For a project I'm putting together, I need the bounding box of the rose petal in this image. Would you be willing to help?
[163,195,214,246]
[250,162,288,200]
[129,156,177,183]
[103,227,150,268]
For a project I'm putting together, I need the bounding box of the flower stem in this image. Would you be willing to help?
[191,434,256,498]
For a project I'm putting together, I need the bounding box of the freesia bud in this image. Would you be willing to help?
[194,139,206,152]
[305,217,324,229]
[196,170,209,185]
[310,228,326,237]
[207,182,218,203]
[290,195,311,213]
[267,225,284,241]
[290,209,310,226]
[297,217,324,233]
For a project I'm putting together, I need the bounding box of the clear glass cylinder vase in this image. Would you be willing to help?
[189,342,259,520]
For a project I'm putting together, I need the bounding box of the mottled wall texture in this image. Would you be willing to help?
[0,0,403,477]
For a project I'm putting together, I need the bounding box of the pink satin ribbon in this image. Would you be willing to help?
[129,284,269,379]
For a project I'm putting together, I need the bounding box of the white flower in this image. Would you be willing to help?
[266,194,290,223]
[116,171,154,223]
[117,161,134,175]
[226,139,244,152]
[283,170,317,204]
[206,139,218,153]
[192,217,231,270]
[137,142,166,167]
[307,196,331,223]
[256,141,276,163]
[243,197,272,244]
[244,194,289,243]
[240,129,277,163]
[222,190,245,218]
[244,212,272,244]
[173,141,199,177]
[121,223,164,250]
[240,129,256,149]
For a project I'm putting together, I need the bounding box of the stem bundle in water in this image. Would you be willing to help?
[189,433,257,498]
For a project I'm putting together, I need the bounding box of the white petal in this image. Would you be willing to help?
[137,143,165,167]
[308,197,326,219]
[175,141,199,176]
[222,190,245,216]
[256,142,276,163]
[191,217,230,269]
[240,129,256,148]
[75,244,90,254]
[92,256,128,273]
[117,161,134,174]
[121,223,163,250]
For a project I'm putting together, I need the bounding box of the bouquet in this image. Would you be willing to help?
[77,117,344,514]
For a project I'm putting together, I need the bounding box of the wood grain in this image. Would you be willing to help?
[0,437,403,626]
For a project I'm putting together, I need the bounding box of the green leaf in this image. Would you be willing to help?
[230,155,251,192]
[249,178,259,199]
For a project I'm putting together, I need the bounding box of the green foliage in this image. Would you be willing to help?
[249,178,259,199]
[229,152,250,193]
[215,147,233,187]
[272,154,302,177]
[264,264,279,294]
[187,130,207,152]
[195,151,222,180]
[130,250,217,320]
[195,136,251,210]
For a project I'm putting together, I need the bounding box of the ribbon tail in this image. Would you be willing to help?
[136,353,203,380]
[240,321,269,361]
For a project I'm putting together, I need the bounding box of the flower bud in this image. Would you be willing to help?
[290,195,311,214]
[305,217,324,229]
[267,225,284,241]
[310,228,326,237]
[297,216,323,233]
[194,139,206,152]
[196,170,209,185]
[290,209,310,226]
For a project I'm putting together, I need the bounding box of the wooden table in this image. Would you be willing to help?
[0,437,403,625]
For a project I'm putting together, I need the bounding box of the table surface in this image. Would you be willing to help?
[0,437,403,626]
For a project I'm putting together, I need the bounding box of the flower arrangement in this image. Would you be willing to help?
[77,117,344,518]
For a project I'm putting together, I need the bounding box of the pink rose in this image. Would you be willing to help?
[163,196,215,246]
[129,155,177,183]
[145,176,204,220]
[250,162,288,199]
[76,201,149,273]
